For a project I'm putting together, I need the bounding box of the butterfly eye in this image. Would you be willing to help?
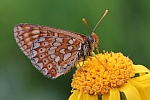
[89,35,94,43]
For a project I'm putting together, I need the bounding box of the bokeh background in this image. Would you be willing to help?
[0,0,150,100]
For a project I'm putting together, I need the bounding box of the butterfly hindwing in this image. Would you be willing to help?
[30,36,82,79]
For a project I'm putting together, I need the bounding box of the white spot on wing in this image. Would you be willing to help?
[47,74,52,78]
[19,31,24,35]
[63,64,67,68]
[25,37,31,42]
[32,30,40,34]
[49,47,57,50]
[68,46,73,51]
[18,26,23,31]
[20,41,24,45]
[48,49,55,54]
[33,42,40,49]
[18,36,23,40]
[50,54,56,59]
[23,32,29,37]
[14,32,18,38]
[54,33,58,36]
[56,37,63,42]
[23,51,29,56]
[55,56,60,62]
[18,43,22,47]
[63,53,71,61]
[31,50,37,57]
[73,38,76,42]
[41,68,48,75]
[53,42,61,46]
[14,27,18,32]
[59,49,65,54]
[38,37,46,42]
[31,57,39,64]
[37,63,43,68]
[78,43,82,50]
[34,64,42,70]
[22,45,27,50]
[68,39,74,44]
[15,37,19,42]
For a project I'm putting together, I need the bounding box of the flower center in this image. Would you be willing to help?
[71,52,135,95]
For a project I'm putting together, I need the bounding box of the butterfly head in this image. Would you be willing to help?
[89,32,99,52]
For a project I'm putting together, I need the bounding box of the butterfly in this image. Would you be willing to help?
[14,10,108,79]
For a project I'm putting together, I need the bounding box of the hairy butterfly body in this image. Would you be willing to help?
[14,24,99,79]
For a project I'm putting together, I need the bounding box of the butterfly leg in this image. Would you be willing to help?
[96,43,100,54]
[91,53,109,71]
[76,60,86,81]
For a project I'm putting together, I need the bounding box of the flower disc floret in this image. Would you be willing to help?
[71,52,135,95]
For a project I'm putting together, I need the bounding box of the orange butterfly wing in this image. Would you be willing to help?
[14,24,86,79]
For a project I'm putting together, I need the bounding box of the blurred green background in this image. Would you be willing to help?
[0,0,150,100]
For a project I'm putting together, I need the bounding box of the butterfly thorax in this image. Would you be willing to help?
[78,32,99,61]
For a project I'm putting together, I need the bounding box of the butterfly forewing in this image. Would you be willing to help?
[14,24,48,58]
[14,24,89,79]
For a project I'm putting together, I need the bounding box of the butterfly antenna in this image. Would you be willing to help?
[82,18,91,35]
[92,10,109,71]
[92,10,108,32]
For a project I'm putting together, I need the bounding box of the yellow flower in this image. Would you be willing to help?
[68,52,150,100]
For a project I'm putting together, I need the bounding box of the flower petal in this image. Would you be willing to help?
[68,90,98,100]
[78,92,83,100]
[83,93,98,100]
[133,73,150,96]
[118,83,141,100]
[102,93,109,100]
[133,73,150,84]
[132,65,149,73]
[128,79,149,100]
[69,90,83,100]
[109,88,120,100]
